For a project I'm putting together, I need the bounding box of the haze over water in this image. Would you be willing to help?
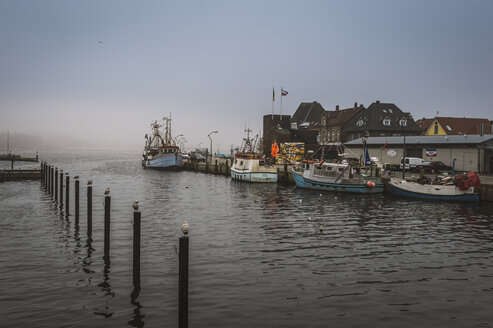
[1,150,493,327]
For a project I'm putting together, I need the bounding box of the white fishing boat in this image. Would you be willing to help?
[142,115,183,170]
[231,128,277,183]
[388,172,480,202]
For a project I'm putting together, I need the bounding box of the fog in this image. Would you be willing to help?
[1,1,492,153]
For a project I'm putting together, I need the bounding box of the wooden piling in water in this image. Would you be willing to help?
[87,181,92,236]
[49,165,53,195]
[55,168,59,202]
[65,175,70,216]
[104,190,111,260]
[59,170,64,207]
[133,205,141,288]
[75,178,80,223]
[179,227,189,328]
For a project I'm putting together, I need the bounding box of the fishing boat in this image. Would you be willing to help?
[231,128,277,183]
[292,160,384,193]
[387,172,480,202]
[142,115,183,170]
[291,131,383,193]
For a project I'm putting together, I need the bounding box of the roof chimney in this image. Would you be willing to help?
[354,102,357,108]
[376,100,380,104]
[336,105,339,111]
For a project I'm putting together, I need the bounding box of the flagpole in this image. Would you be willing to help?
[280,86,283,119]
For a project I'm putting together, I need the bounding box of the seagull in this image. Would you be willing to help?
[87,179,93,185]
[99,40,104,44]
[104,187,110,195]
[181,221,190,235]
[132,200,139,211]
[308,216,312,221]
[334,196,338,200]
[299,199,302,203]
[73,175,79,179]
[319,225,324,232]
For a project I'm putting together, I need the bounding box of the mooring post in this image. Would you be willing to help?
[87,180,92,236]
[132,201,141,288]
[179,222,190,328]
[48,164,53,195]
[44,163,47,187]
[215,159,218,175]
[59,170,64,207]
[65,174,70,216]
[55,168,59,202]
[104,188,111,261]
[74,176,80,223]
[284,163,288,183]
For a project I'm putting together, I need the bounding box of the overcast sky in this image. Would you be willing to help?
[1,0,492,151]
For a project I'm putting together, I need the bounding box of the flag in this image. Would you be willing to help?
[281,88,288,96]
[425,148,437,157]
[382,141,387,150]
[272,87,275,102]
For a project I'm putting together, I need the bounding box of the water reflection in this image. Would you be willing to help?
[94,260,115,317]
[128,287,145,328]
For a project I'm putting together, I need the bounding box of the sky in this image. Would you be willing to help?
[0,0,492,151]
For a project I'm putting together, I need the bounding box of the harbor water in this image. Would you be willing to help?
[1,150,493,327]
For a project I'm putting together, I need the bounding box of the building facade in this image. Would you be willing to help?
[344,135,493,173]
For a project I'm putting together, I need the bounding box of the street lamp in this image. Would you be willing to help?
[208,130,218,163]
[174,134,183,144]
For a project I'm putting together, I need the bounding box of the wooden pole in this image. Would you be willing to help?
[179,232,189,328]
[133,206,141,288]
[104,191,111,261]
[54,168,58,202]
[87,181,92,236]
[59,170,64,207]
[65,175,70,216]
[75,178,80,223]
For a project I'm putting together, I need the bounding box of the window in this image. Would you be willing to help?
[336,131,340,141]
[388,108,393,113]
[434,121,439,134]
[356,118,364,127]
[446,125,452,131]
[399,118,407,126]
[383,117,391,126]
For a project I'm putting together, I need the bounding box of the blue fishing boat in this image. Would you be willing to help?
[292,161,384,193]
[142,116,183,170]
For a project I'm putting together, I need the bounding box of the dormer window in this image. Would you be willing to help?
[383,117,391,126]
[399,118,407,126]
[356,118,364,127]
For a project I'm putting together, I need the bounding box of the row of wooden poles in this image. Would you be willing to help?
[40,161,190,328]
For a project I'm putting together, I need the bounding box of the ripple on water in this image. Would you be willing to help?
[1,150,493,327]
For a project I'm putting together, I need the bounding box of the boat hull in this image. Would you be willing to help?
[388,179,479,202]
[292,170,384,194]
[231,169,278,183]
[144,153,183,170]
